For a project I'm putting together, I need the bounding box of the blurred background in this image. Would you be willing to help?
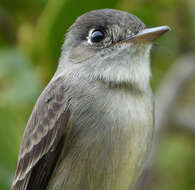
[0,0,195,189]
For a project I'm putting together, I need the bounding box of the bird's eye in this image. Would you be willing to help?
[90,29,105,43]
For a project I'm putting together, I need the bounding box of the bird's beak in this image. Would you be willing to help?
[123,26,171,43]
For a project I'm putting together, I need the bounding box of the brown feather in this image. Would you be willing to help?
[12,77,71,190]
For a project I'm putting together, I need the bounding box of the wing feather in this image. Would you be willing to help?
[12,76,71,190]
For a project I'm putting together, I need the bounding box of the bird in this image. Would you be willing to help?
[11,9,170,190]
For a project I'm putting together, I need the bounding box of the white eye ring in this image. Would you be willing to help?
[87,29,95,44]
[87,28,105,44]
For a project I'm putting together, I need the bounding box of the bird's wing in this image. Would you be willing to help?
[12,76,71,190]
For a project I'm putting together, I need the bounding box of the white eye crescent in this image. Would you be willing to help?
[87,29,105,44]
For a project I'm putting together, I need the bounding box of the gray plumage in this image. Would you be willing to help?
[12,9,169,190]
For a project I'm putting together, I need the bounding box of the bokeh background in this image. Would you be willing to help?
[0,0,195,190]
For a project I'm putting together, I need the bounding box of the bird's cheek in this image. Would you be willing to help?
[68,46,94,64]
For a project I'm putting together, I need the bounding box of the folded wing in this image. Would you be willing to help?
[12,77,71,190]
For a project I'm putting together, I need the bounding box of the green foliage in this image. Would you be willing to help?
[154,134,195,190]
[0,48,42,190]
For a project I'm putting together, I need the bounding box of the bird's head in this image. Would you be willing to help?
[59,9,170,91]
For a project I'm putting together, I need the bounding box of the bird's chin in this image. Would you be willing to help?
[122,41,153,52]
[61,42,152,92]
[88,43,152,92]
[108,41,152,61]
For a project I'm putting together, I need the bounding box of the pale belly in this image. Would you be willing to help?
[46,90,154,190]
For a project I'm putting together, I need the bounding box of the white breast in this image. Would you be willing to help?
[102,89,154,189]
[47,80,154,190]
